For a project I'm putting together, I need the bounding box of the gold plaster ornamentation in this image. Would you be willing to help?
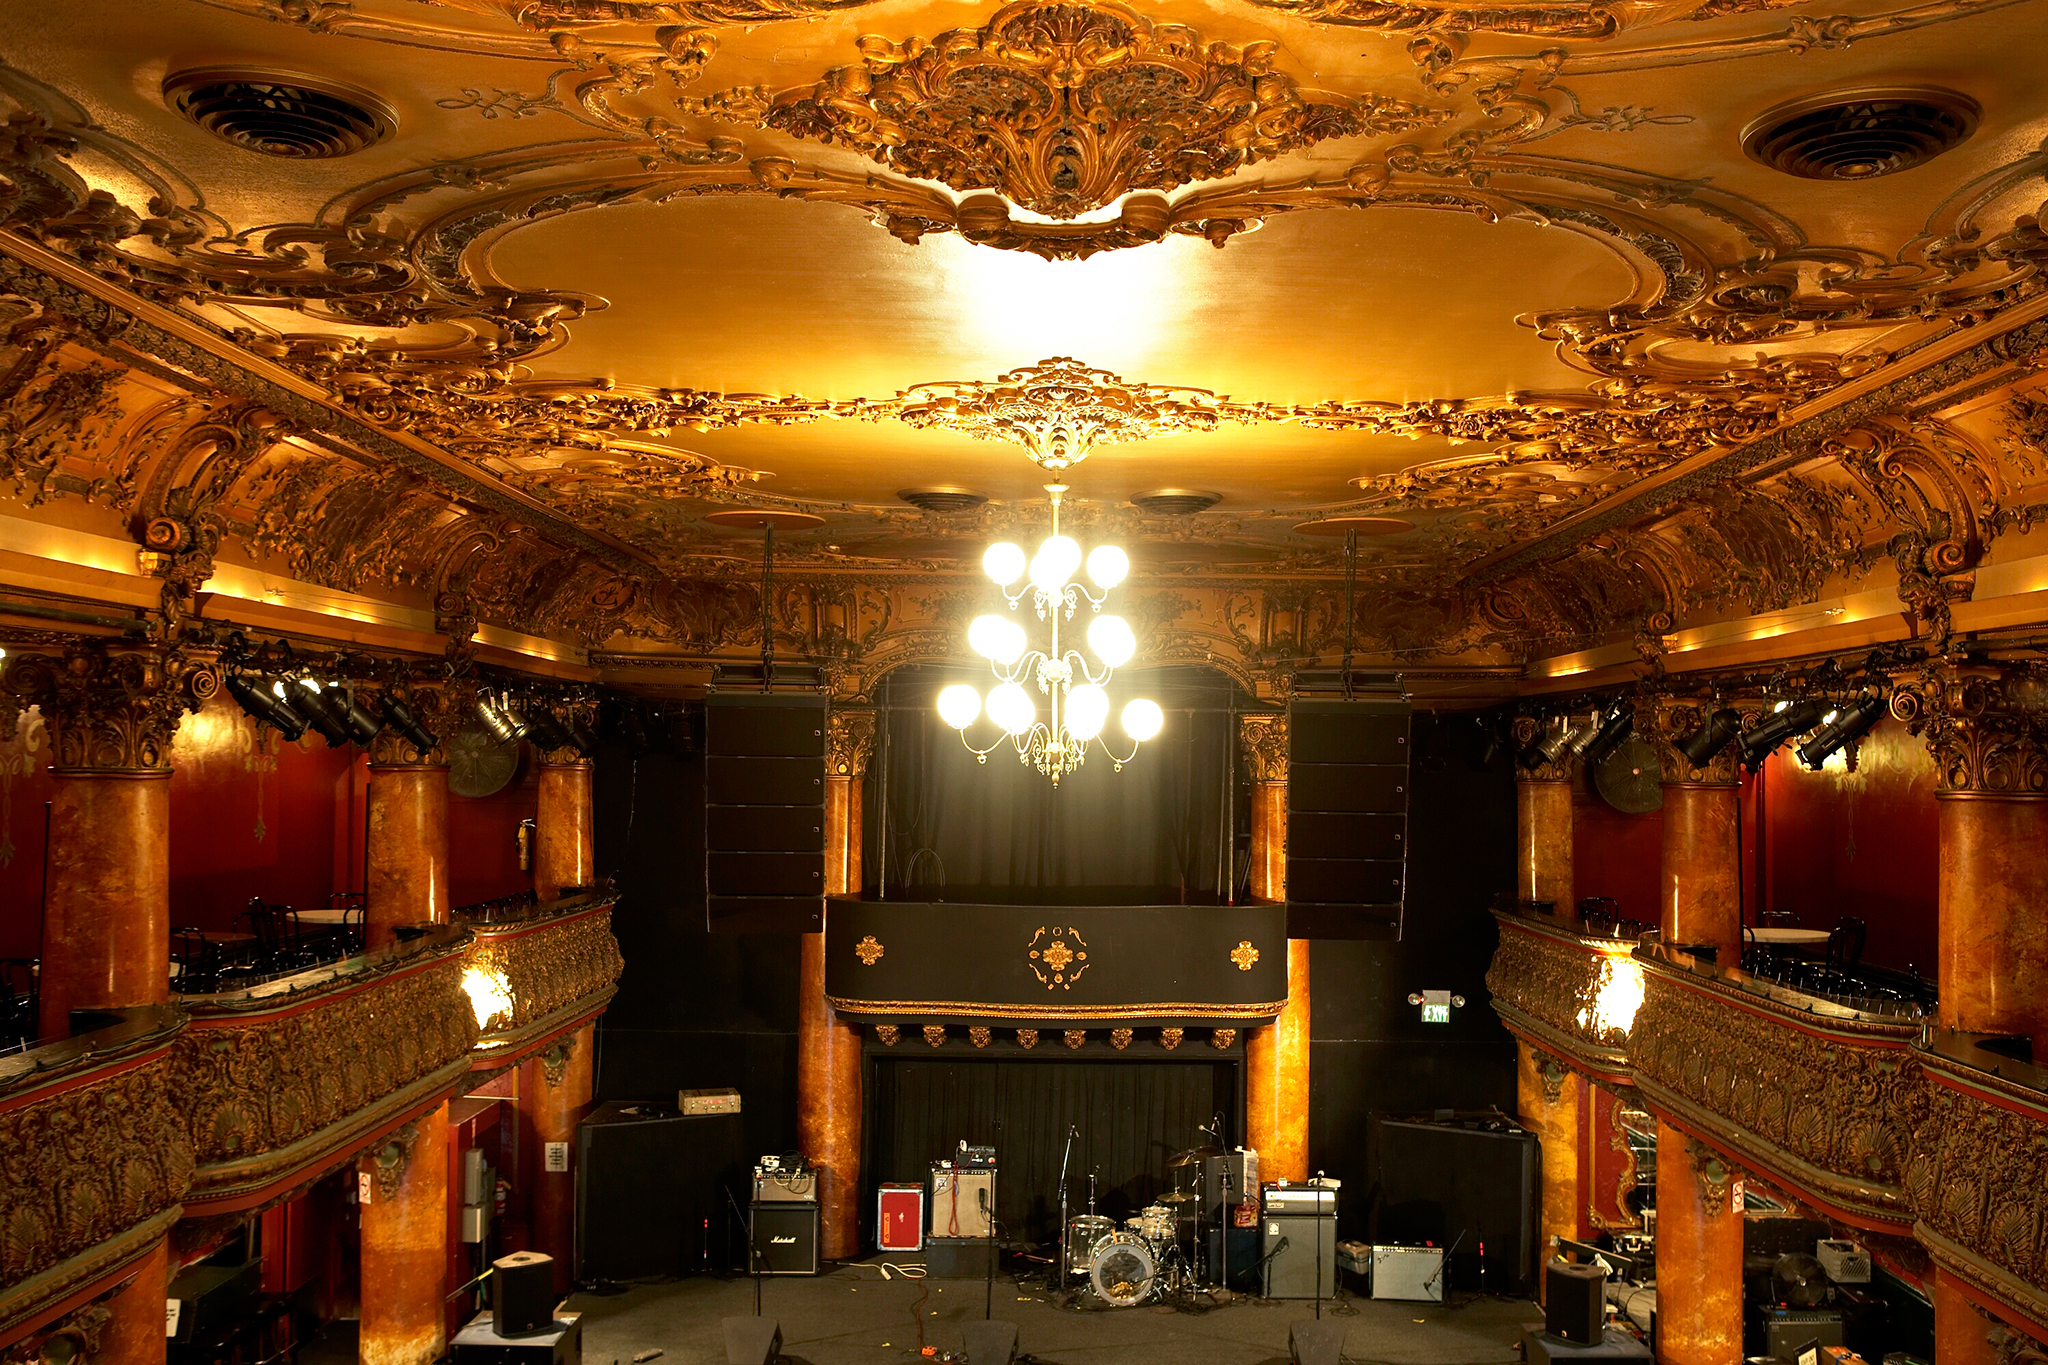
[1230,941,1261,971]
[855,934,885,966]
[1210,1028,1238,1049]
[1159,1026,1183,1049]
[1027,924,1092,989]
[969,1026,992,1047]
[1110,1027,1133,1049]
[1016,1028,1040,1048]
[1063,1029,1088,1049]
[1239,712,1288,784]
[923,1024,947,1046]
[875,1024,900,1045]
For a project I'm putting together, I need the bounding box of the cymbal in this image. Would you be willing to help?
[1166,1145,1224,1168]
[1156,1190,1202,1203]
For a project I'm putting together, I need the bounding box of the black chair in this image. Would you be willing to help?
[171,928,221,994]
[0,959,36,1051]
[1827,916,1868,969]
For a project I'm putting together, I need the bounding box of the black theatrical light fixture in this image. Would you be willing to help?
[1541,712,1595,766]
[1736,698,1824,770]
[339,687,385,745]
[1576,706,1635,770]
[378,694,438,753]
[567,711,600,756]
[473,690,521,745]
[1679,707,1744,767]
[1795,694,1887,769]
[523,703,574,752]
[495,694,534,742]
[226,673,307,741]
[289,678,356,748]
[1473,715,1503,772]
[613,699,651,752]
[1515,715,1552,771]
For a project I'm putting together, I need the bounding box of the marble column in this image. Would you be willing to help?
[799,707,874,1260]
[359,1109,452,1365]
[1511,718,1574,919]
[1516,1042,1580,1299]
[95,1239,170,1365]
[1651,700,1747,964]
[534,744,594,902]
[1653,1124,1744,1365]
[523,1025,595,1293]
[1241,713,1309,1181]
[365,691,451,950]
[5,647,207,1041]
[1932,1271,2000,1365]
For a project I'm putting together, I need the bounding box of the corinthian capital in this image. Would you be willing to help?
[1890,661,2048,795]
[829,706,877,778]
[1238,712,1287,784]
[2,644,217,772]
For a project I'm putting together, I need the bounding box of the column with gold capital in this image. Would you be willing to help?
[364,682,453,950]
[1647,696,1749,964]
[2,644,212,1365]
[1510,715,1575,921]
[1240,711,1309,1182]
[534,697,596,902]
[801,706,875,1259]
[1653,1124,1745,1365]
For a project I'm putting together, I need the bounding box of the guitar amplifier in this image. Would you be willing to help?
[929,1165,994,1238]
[749,1202,820,1275]
[877,1184,924,1253]
[752,1165,818,1203]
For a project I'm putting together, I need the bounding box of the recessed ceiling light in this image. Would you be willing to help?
[1741,87,1978,180]
[163,68,397,158]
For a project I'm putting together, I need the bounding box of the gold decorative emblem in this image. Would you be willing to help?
[855,934,885,966]
[1064,1029,1088,1049]
[1230,941,1261,971]
[923,1025,947,1047]
[969,1026,992,1048]
[1016,1028,1040,1049]
[1210,1028,1237,1049]
[1110,1028,1133,1050]
[875,1025,900,1046]
[1028,924,1092,989]
[691,0,1441,221]
[1159,1027,1184,1050]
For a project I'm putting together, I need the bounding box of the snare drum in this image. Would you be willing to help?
[1065,1214,1116,1274]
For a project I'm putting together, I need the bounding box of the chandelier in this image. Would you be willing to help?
[936,484,1162,785]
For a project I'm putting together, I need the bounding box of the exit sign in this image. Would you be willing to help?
[1422,1002,1451,1024]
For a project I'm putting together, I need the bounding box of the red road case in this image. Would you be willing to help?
[877,1183,925,1253]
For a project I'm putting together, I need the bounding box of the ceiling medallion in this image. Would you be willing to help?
[886,356,1244,471]
[691,0,1442,219]
[936,484,1162,786]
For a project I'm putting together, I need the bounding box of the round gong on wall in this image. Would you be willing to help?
[448,722,519,797]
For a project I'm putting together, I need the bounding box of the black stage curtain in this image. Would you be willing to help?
[872,665,1242,900]
[869,1056,1233,1245]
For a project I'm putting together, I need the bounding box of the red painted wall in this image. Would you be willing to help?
[0,709,56,962]
[1753,715,1938,974]
[449,760,538,909]
[1573,782,1663,925]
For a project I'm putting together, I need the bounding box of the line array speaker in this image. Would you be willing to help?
[1284,699,1411,939]
[705,695,827,933]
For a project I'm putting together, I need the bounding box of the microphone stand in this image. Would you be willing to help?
[1055,1125,1077,1294]
[722,1183,763,1318]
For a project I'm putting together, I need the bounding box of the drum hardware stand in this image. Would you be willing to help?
[1219,1165,1233,1302]
[1055,1126,1077,1293]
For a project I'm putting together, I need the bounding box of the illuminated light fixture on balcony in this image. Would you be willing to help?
[473,688,525,745]
[461,965,514,1031]
[227,672,307,741]
[378,693,438,753]
[1679,706,1744,767]
[937,484,1159,785]
[1573,704,1634,770]
[1737,698,1824,770]
[1575,951,1645,1040]
[1795,693,1887,770]
[283,677,354,748]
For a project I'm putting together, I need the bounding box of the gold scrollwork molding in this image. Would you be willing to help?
[1238,712,1288,785]
[828,707,877,778]
[1485,914,1635,1079]
[1027,925,1091,990]
[1890,662,2048,796]
[2,645,219,773]
[464,898,625,1053]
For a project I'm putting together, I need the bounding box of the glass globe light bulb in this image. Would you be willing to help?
[1121,698,1163,742]
[937,685,982,730]
[987,682,1035,736]
[1086,544,1129,589]
[990,618,1027,666]
[1087,615,1136,668]
[1065,684,1109,741]
[983,542,1026,586]
[968,614,1008,660]
[1030,535,1082,592]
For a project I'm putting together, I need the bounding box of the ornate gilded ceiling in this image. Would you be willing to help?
[3,0,2048,675]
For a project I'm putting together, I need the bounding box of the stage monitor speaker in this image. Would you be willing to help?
[1291,1319,1347,1365]
[705,695,827,933]
[491,1252,555,1337]
[960,1322,1018,1365]
[1545,1260,1606,1345]
[1285,699,1411,940]
[1374,1117,1538,1296]
[576,1103,746,1281]
[749,1202,821,1275]
[720,1317,781,1365]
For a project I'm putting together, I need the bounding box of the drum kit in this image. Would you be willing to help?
[1060,1132,1237,1309]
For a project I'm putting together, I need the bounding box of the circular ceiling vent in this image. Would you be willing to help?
[163,69,397,158]
[1131,489,1222,515]
[897,487,988,513]
[1741,87,1977,181]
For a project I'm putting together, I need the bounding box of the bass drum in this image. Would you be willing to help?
[1065,1215,1117,1275]
[1088,1230,1158,1308]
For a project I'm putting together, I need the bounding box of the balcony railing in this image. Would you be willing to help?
[461,887,623,1064]
[1485,908,1642,1084]
[174,925,477,1215]
[0,1006,190,1341]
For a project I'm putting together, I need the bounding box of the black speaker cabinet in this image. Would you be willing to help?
[748,1202,821,1275]
[575,1102,747,1281]
[1372,1118,1538,1296]
[1545,1260,1606,1345]
[704,695,827,933]
[1284,699,1410,940]
[491,1252,556,1336]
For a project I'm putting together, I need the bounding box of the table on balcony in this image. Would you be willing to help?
[1749,927,1831,947]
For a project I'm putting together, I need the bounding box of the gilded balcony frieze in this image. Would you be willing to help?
[1485,910,1641,1083]
[0,1008,191,1343]
[173,927,477,1214]
[1630,946,1920,1230]
[461,891,624,1065]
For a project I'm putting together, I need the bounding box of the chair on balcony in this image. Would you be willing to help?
[237,901,303,975]
[328,891,366,952]
[171,928,221,994]
[0,958,36,1051]
[1760,909,1802,928]
[1826,916,1868,969]
[1575,897,1621,935]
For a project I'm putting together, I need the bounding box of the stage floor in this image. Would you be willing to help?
[562,1261,1535,1365]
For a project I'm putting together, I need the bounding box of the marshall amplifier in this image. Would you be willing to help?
[748,1202,820,1275]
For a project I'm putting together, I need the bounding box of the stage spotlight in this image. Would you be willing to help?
[287,678,355,748]
[1736,698,1823,770]
[566,712,600,756]
[378,694,438,753]
[1575,706,1634,770]
[1515,716,1556,771]
[226,673,307,741]
[1679,707,1743,767]
[1795,694,1886,769]
[1539,712,1594,766]
[473,690,522,745]
[524,704,574,752]
[339,687,385,745]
